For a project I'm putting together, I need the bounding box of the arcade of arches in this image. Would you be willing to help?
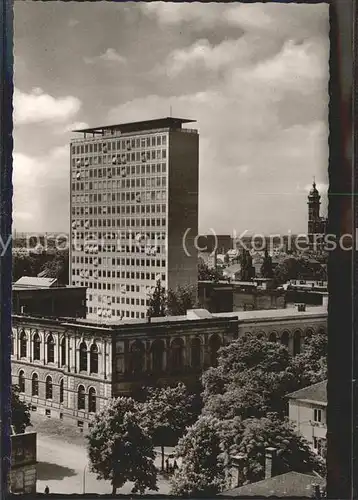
[11,309,327,427]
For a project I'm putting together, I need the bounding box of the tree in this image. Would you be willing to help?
[147,280,167,318]
[147,282,198,318]
[86,397,157,495]
[198,259,223,282]
[260,248,273,278]
[240,250,254,281]
[226,413,325,485]
[171,416,227,497]
[201,334,295,419]
[167,285,198,316]
[290,330,327,390]
[11,385,31,434]
[40,249,69,285]
[139,383,199,471]
[274,257,326,285]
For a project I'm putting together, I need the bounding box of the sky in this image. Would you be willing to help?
[13,2,329,236]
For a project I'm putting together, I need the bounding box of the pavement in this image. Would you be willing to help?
[30,413,172,495]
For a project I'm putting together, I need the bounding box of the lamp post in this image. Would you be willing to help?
[83,463,88,494]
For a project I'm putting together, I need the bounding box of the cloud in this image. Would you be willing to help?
[68,18,79,28]
[84,48,127,65]
[160,38,247,77]
[14,87,81,125]
[62,121,89,133]
[13,147,70,232]
[141,3,227,29]
[141,2,328,39]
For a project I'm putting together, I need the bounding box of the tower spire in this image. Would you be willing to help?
[313,176,316,188]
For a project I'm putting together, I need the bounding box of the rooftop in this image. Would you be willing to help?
[220,471,325,498]
[213,305,327,322]
[286,380,327,405]
[13,277,58,289]
[72,117,196,135]
[13,305,327,331]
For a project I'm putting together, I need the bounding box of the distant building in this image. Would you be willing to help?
[70,117,199,320]
[287,279,327,292]
[222,263,242,280]
[9,431,37,494]
[287,381,327,458]
[308,180,327,248]
[198,279,285,314]
[11,306,326,427]
[12,277,86,318]
[197,234,232,255]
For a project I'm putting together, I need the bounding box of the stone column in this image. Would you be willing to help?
[145,340,151,372]
[106,341,112,380]
[54,335,59,366]
[29,336,33,363]
[70,336,76,373]
[42,331,46,364]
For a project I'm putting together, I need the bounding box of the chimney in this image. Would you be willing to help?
[311,484,321,499]
[265,447,277,479]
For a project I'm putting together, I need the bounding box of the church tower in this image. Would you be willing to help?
[307,179,321,234]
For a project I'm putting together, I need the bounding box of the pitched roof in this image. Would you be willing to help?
[220,471,325,498]
[13,276,58,289]
[286,380,327,404]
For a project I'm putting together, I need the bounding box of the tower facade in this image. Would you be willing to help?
[69,118,199,320]
[307,180,327,238]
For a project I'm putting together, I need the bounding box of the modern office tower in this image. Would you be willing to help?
[70,117,199,320]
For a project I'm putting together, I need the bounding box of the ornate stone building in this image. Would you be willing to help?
[11,306,327,428]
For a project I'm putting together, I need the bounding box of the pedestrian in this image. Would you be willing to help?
[173,459,178,470]
[165,457,169,473]
[44,485,50,495]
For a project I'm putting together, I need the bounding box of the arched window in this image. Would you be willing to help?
[33,333,41,361]
[79,342,87,372]
[45,376,53,399]
[305,328,314,339]
[61,337,66,367]
[59,379,64,404]
[20,331,27,358]
[151,339,164,373]
[31,373,39,396]
[190,337,201,368]
[269,332,277,343]
[281,331,289,348]
[293,331,301,356]
[129,341,145,374]
[78,385,85,410]
[47,334,55,363]
[18,371,25,393]
[171,338,184,371]
[88,388,96,413]
[90,343,98,374]
[209,334,222,367]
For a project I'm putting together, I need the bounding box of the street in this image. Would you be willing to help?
[32,415,171,495]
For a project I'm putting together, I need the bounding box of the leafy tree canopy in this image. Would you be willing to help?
[201,335,296,419]
[86,397,157,495]
[227,413,325,485]
[170,416,227,497]
[198,258,223,282]
[147,282,197,318]
[11,385,31,434]
[290,330,327,390]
